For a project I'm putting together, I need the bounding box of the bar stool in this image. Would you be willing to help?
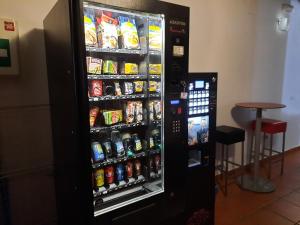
[250,119,287,179]
[216,126,245,196]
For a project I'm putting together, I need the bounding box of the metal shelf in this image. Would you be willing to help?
[92,151,147,169]
[93,177,146,197]
[86,46,147,55]
[149,148,161,155]
[150,120,162,126]
[149,93,161,98]
[89,94,147,102]
[149,75,161,79]
[149,50,161,56]
[90,121,147,133]
[88,74,148,80]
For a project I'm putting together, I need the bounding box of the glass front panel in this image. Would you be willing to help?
[83,1,164,216]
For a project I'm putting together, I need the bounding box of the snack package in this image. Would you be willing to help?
[96,13,118,49]
[134,81,144,93]
[89,80,103,97]
[154,101,162,120]
[154,155,161,171]
[135,101,143,122]
[105,166,114,185]
[89,107,100,127]
[91,142,105,162]
[149,20,162,51]
[149,101,154,122]
[120,62,139,75]
[101,136,113,158]
[149,81,158,92]
[103,82,115,96]
[134,159,142,177]
[84,10,97,46]
[114,82,122,96]
[149,64,162,75]
[156,82,161,93]
[123,82,134,95]
[122,133,134,156]
[111,130,125,158]
[126,161,133,178]
[119,16,140,49]
[95,169,105,187]
[86,57,102,74]
[132,133,142,152]
[102,110,123,125]
[125,101,135,123]
[103,60,118,74]
[116,164,125,182]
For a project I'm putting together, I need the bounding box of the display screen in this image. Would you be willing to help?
[170,100,180,105]
[188,116,209,146]
[195,80,204,89]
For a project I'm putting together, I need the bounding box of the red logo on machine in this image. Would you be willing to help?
[4,21,15,31]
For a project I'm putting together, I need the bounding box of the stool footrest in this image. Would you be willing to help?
[226,161,243,167]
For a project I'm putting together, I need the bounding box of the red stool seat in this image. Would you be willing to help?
[251,119,287,134]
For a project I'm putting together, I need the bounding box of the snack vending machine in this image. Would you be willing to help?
[185,73,217,225]
[44,0,189,225]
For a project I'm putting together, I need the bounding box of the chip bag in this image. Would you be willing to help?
[90,107,100,127]
[119,16,140,49]
[96,13,119,49]
[149,64,162,75]
[149,20,162,51]
[84,10,97,46]
[86,57,102,74]
[103,60,118,74]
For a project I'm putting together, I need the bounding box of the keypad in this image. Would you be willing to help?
[188,87,210,116]
[172,120,181,133]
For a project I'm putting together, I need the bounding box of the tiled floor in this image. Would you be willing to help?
[215,148,300,225]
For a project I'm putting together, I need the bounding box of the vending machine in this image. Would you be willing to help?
[44,0,189,225]
[185,73,217,225]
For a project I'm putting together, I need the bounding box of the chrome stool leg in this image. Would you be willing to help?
[268,134,273,179]
[281,132,286,176]
[225,145,229,196]
[241,141,245,186]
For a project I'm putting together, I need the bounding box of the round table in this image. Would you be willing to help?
[236,102,286,193]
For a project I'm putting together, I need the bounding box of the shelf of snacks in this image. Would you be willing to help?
[93,176,146,197]
[86,46,147,56]
[89,94,147,102]
[92,151,146,169]
[90,122,147,133]
[87,74,148,80]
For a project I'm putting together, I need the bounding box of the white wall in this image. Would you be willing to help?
[162,0,257,128]
[281,0,300,149]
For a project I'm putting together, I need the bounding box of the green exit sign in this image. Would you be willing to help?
[0,39,11,67]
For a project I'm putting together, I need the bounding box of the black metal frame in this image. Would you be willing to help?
[185,73,218,225]
[216,141,245,196]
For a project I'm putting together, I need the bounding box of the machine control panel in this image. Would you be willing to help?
[172,120,181,133]
[169,99,183,135]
